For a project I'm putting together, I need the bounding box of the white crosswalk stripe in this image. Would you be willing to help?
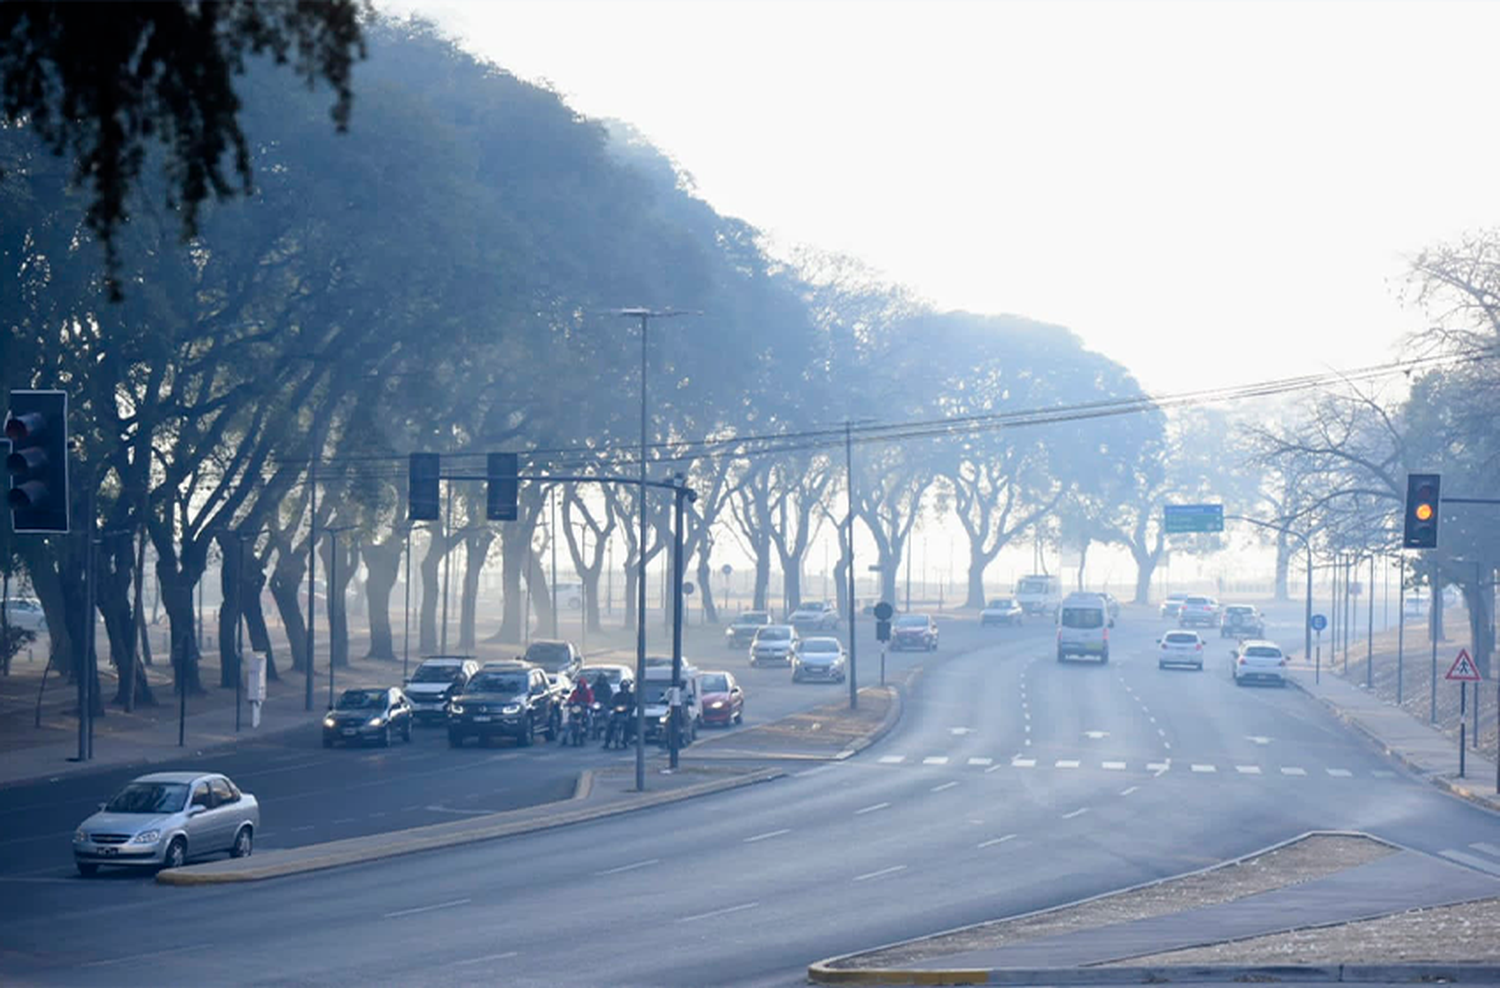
[878,755,905,764]
[967,757,994,766]
[1281,767,1308,776]
[922,756,949,766]
[1055,759,1080,769]
[1191,764,1217,773]
[1326,768,1352,777]
[1012,758,1037,768]
[1102,761,1127,771]
[1236,765,1262,775]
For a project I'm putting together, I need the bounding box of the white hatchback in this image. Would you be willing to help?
[1157,630,1205,670]
[1233,640,1288,687]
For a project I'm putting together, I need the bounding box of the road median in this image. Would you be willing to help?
[157,765,781,885]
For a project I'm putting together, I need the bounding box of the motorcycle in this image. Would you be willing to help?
[565,702,589,746]
[604,700,633,749]
[589,700,608,741]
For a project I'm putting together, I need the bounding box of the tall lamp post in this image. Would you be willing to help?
[616,307,691,792]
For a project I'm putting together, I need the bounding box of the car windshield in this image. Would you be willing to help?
[1185,596,1212,605]
[336,689,386,709]
[1164,632,1198,644]
[1061,607,1103,629]
[468,673,527,694]
[411,663,460,683]
[1245,646,1282,658]
[700,673,730,692]
[735,613,769,625]
[988,599,1014,608]
[757,627,790,641]
[896,615,928,627]
[105,781,190,814]
[524,643,572,671]
[1018,578,1051,593]
[579,667,623,686]
[802,640,839,653]
[1227,606,1253,615]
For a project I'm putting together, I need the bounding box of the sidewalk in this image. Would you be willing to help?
[1288,662,1500,812]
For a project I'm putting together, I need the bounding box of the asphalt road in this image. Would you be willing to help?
[5,604,1499,988]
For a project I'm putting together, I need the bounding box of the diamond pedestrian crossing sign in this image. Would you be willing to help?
[1446,649,1482,682]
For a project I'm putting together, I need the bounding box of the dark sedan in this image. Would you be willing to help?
[447,667,559,747]
[891,613,939,651]
[322,687,413,747]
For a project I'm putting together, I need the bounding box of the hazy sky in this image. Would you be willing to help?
[381,0,1500,394]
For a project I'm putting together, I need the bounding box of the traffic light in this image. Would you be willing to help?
[486,452,518,521]
[873,600,894,643]
[408,453,440,521]
[5,390,69,533]
[1402,472,1441,549]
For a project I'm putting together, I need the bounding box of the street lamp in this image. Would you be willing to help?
[614,307,692,791]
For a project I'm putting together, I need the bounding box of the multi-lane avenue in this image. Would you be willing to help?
[4,605,1499,987]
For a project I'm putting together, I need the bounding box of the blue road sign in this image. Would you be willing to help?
[1164,503,1224,534]
[1310,613,1328,632]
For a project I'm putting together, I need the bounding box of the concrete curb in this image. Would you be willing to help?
[157,766,782,886]
[806,962,1500,984]
[807,831,1398,983]
[835,683,904,760]
[1287,675,1500,815]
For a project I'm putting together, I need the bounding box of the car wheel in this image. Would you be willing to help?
[76,861,98,877]
[734,708,743,725]
[380,725,392,747]
[231,825,253,859]
[403,721,413,743]
[162,837,187,870]
[448,731,464,748]
[519,721,534,747]
[1100,653,1109,665]
[1158,660,1165,669]
[1196,662,1204,671]
[544,711,559,742]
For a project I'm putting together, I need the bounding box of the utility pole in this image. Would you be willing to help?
[305,453,317,712]
[845,421,858,711]
[440,483,454,654]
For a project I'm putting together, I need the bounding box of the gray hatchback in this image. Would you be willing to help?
[72,771,259,875]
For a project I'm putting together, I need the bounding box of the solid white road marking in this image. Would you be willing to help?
[1062,808,1089,820]
[853,865,907,882]
[931,781,959,792]
[1441,849,1500,877]
[855,802,890,815]
[1055,760,1080,769]
[744,829,791,843]
[595,858,660,876]
[878,755,906,764]
[1119,786,1138,796]
[680,901,760,922]
[1236,766,1262,775]
[1326,768,1353,777]
[1281,767,1308,776]
[978,834,1017,848]
[385,898,471,919]
[1191,764,1217,773]
[81,944,215,968]
[451,952,519,967]
[1102,761,1126,771]
[923,756,949,765]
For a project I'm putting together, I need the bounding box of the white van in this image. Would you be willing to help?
[1056,592,1111,664]
[1015,574,1062,617]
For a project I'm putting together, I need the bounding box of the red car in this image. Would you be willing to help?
[697,670,744,727]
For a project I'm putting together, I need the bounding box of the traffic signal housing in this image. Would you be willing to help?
[1403,472,1441,549]
[408,453,440,521]
[5,390,69,533]
[486,453,518,521]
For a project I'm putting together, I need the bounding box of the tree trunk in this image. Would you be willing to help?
[159,578,206,696]
[696,552,719,624]
[1273,529,1291,601]
[362,539,402,660]
[751,536,771,612]
[493,523,531,644]
[459,535,492,651]
[320,538,357,669]
[419,531,443,653]
[241,553,278,681]
[216,536,245,690]
[965,549,998,610]
[269,554,309,674]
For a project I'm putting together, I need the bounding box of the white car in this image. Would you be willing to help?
[1056,592,1111,664]
[749,625,798,666]
[1233,640,1288,687]
[788,601,840,631]
[73,771,259,875]
[1157,630,1205,670]
[791,637,847,683]
[2,597,46,634]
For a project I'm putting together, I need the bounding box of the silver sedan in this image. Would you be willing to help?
[72,771,259,875]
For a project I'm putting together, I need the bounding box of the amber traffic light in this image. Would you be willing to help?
[1402,473,1440,549]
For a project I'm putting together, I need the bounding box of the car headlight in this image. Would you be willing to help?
[659,714,671,724]
[367,716,386,727]
[131,830,160,844]
[74,829,86,843]
[708,701,724,709]
[448,704,464,715]
[322,716,336,728]
[502,704,521,715]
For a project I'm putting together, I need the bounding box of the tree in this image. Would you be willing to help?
[0,0,369,296]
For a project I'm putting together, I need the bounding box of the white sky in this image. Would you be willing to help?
[379,0,1500,395]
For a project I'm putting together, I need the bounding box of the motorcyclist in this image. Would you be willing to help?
[566,677,594,741]
[592,673,613,706]
[608,681,635,747]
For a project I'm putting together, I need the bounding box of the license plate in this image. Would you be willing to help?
[342,728,357,735]
[101,847,118,856]
[471,715,491,723]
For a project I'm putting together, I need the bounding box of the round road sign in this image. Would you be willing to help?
[683,582,695,596]
[872,601,894,621]
[720,564,733,576]
[1309,613,1327,632]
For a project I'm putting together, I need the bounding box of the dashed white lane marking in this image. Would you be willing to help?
[1055,760,1080,769]
[923,756,950,766]
[985,763,1004,773]
[1120,786,1139,796]
[853,865,907,882]
[1236,766,1262,775]
[931,781,959,793]
[855,802,890,815]
[1102,761,1126,771]
[878,755,906,764]
[385,898,470,919]
[1149,716,1157,724]
[1372,770,1396,778]
[1024,738,1033,746]
[1326,768,1353,777]
[1062,808,1089,820]
[81,944,215,968]
[680,901,760,922]
[968,757,994,766]
[1191,764,1217,773]
[1163,742,1172,750]
[1281,767,1308,776]
[744,829,791,843]
[978,834,1017,848]
[1440,849,1500,877]
[1013,758,1036,768]
[595,858,659,876]
[1157,728,1167,736]
[451,952,519,967]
